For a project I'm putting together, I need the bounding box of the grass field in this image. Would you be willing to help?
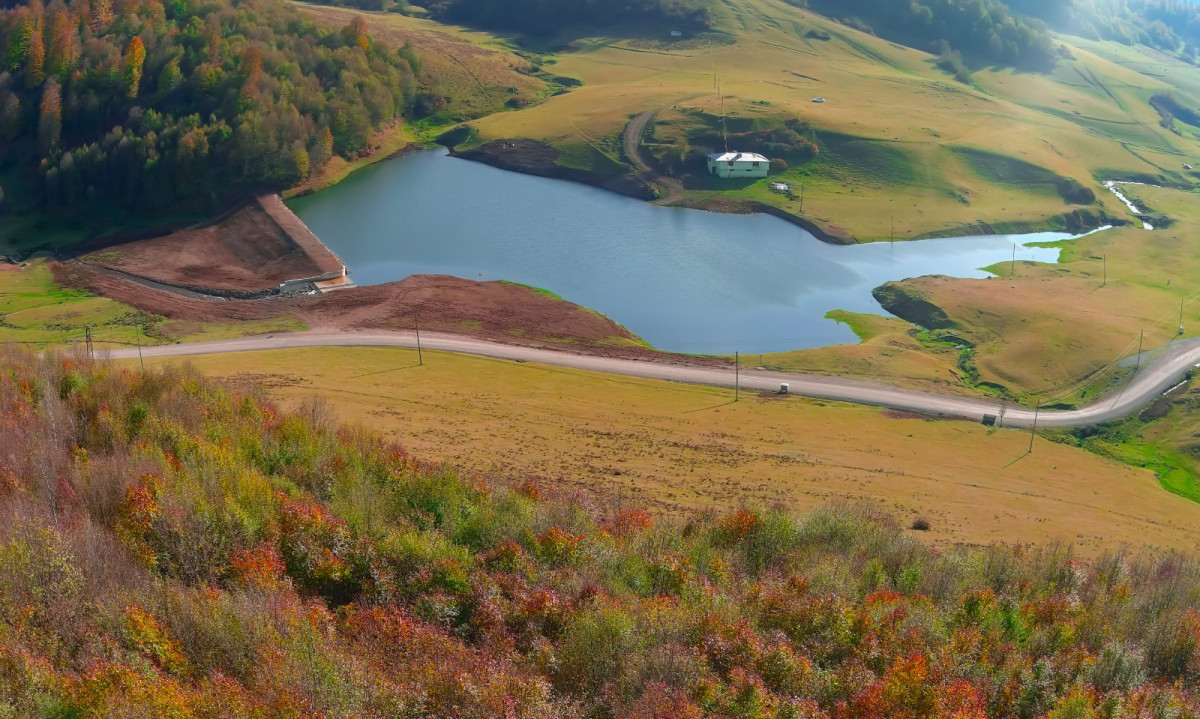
[1112,385,1200,503]
[310,0,1200,241]
[8,1,1200,556]
[134,345,1200,556]
[0,260,307,348]
[764,183,1194,405]
[931,184,1200,399]
[0,261,157,348]
[748,311,970,395]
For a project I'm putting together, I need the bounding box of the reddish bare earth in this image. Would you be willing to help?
[81,196,345,293]
[59,192,721,362]
[53,261,712,362]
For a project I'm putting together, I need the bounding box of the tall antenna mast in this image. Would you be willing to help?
[718,78,728,152]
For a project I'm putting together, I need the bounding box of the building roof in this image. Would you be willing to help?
[707,152,770,163]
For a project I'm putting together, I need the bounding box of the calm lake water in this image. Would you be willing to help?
[289,149,1081,354]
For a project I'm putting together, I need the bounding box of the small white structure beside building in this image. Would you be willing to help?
[707,151,770,179]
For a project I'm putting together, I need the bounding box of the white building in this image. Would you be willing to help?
[707,152,770,179]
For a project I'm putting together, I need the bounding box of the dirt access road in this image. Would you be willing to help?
[105,330,1200,429]
[624,111,685,204]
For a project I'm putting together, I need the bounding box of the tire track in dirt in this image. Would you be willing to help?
[624,110,686,204]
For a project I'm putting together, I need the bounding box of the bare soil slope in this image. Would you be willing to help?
[82,197,344,293]
[54,262,670,359]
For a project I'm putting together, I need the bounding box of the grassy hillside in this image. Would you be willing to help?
[321,0,1200,241]
[748,182,1200,499]
[137,346,1200,555]
[881,185,1200,399]
[0,260,306,347]
[11,252,1200,552]
[1,348,1199,717]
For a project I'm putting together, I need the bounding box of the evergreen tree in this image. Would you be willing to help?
[36,74,58,154]
[0,0,421,216]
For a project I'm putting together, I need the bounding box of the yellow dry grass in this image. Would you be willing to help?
[287,0,1200,244]
[857,185,1200,398]
[284,0,1200,241]
[135,346,1200,557]
[756,311,969,395]
[444,0,1200,239]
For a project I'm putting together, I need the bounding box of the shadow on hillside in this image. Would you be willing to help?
[681,175,761,192]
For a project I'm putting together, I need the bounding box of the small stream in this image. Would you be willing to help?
[1103,181,1155,230]
[290,149,1104,354]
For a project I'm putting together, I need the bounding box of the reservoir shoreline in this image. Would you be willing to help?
[289,148,1101,355]
[449,137,1116,245]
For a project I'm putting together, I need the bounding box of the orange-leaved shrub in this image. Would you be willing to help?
[0,345,1198,718]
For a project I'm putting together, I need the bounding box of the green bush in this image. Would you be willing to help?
[0,347,1198,717]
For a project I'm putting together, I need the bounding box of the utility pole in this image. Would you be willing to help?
[734,352,740,402]
[1179,298,1185,336]
[1028,400,1040,454]
[700,39,710,88]
[1102,255,1107,287]
[1135,329,1144,372]
[1011,243,1016,276]
[415,314,423,366]
[136,325,144,371]
[84,326,94,361]
[799,184,805,213]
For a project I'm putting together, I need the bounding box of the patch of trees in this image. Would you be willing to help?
[660,117,818,176]
[1151,93,1200,134]
[934,40,970,83]
[786,0,1060,72]
[1004,0,1200,57]
[420,0,715,35]
[0,0,421,216]
[689,117,818,162]
[1055,178,1095,204]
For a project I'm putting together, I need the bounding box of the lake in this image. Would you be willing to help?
[289,149,1083,354]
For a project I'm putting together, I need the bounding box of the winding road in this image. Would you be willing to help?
[624,110,686,203]
[105,330,1200,429]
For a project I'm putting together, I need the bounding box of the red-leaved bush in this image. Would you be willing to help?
[0,346,1198,718]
